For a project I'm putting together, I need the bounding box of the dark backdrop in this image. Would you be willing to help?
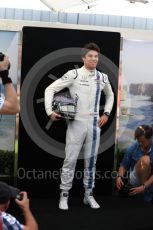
[18,26,120,198]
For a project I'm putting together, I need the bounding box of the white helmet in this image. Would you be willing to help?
[52,91,78,120]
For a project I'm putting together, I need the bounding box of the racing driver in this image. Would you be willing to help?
[44,42,114,210]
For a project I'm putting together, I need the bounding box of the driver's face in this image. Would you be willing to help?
[82,50,99,70]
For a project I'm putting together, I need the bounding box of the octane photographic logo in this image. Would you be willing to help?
[20,47,120,159]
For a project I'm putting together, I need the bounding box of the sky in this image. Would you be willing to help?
[0,0,153,18]
[0,0,49,11]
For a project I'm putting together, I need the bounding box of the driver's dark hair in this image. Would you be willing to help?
[135,125,153,140]
[81,42,100,57]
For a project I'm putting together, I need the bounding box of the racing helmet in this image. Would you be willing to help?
[52,91,78,120]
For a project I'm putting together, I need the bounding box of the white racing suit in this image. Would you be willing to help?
[45,66,114,191]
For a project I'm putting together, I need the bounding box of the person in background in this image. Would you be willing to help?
[116,125,153,202]
[0,53,19,114]
[0,181,38,230]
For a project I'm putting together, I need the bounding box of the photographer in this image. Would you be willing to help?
[116,125,153,202]
[0,182,38,230]
[0,53,19,114]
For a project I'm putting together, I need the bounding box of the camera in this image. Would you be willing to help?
[16,193,23,201]
[0,52,5,62]
[119,184,132,197]
[12,187,23,201]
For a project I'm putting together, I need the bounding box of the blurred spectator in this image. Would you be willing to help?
[0,54,19,114]
[116,125,153,202]
[0,181,38,230]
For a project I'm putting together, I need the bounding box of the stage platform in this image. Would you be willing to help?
[22,195,153,230]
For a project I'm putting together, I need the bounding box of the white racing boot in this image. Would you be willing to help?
[83,191,100,209]
[59,191,69,210]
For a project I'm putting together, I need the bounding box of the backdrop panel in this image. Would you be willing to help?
[18,26,120,197]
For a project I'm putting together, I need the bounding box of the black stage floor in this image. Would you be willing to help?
[21,195,153,230]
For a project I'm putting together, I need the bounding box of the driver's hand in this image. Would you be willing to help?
[50,112,61,121]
